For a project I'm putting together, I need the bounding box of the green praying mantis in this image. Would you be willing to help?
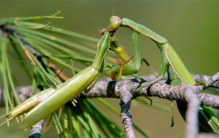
[22,32,112,129]
[1,32,110,129]
[0,25,148,129]
[102,15,219,133]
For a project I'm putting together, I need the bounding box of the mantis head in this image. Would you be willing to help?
[108,16,121,31]
[100,16,121,37]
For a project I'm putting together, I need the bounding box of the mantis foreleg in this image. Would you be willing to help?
[109,30,156,80]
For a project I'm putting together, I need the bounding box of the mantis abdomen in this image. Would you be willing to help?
[20,66,98,129]
[18,32,110,129]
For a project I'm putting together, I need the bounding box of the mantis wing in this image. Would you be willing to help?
[165,45,196,85]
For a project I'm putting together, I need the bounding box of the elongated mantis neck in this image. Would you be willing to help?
[91,32,110,70]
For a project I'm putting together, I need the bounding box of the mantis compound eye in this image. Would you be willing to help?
[108,16,121,31]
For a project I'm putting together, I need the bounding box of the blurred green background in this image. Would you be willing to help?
[0,1,219,138]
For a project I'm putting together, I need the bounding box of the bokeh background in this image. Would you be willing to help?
[0,1,219,138]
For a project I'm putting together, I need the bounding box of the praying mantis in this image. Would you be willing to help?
[0,26,148,129]
[1,12,155,133]
[1,32,110,129]
[102,15,219,133]
[0,32,110,128]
